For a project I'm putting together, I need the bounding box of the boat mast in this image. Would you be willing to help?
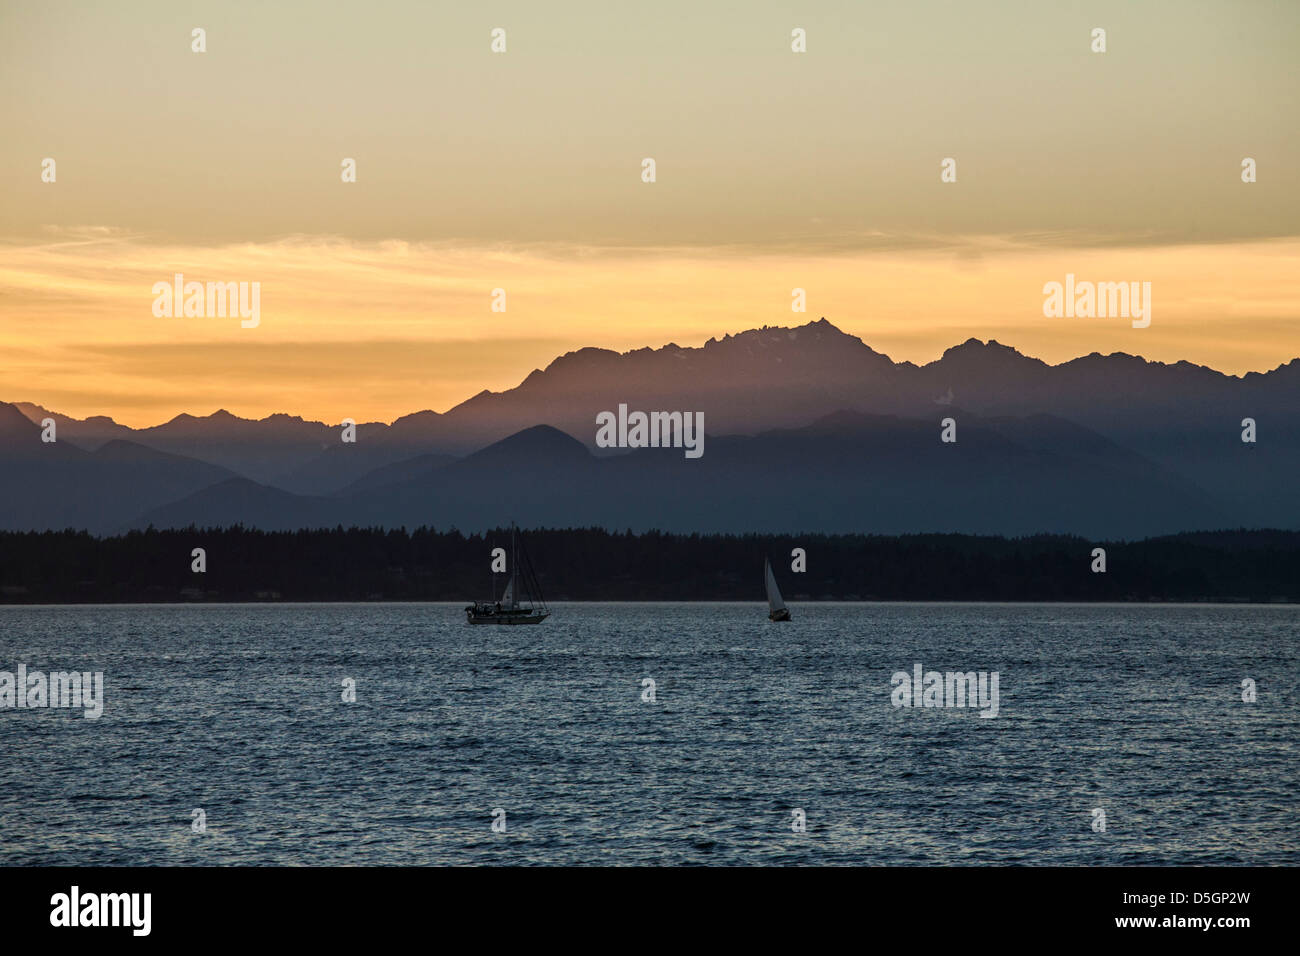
[510,522,519,609]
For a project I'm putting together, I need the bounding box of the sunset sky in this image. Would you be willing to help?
[2,0,1297,427]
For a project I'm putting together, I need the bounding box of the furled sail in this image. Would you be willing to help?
[764,557,786,612]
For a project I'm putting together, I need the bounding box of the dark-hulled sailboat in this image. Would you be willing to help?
[765,557,791,622]
[465,523,550,625]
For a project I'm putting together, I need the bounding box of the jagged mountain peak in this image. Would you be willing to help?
[934,337,1040,365]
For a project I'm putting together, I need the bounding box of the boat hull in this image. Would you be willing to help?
[769,608,791,622]
[466,610,549,625]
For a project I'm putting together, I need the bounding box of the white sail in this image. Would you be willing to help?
[500,577,514,607]
[764,557,786,612]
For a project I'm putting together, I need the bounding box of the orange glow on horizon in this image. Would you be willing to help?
[1,235,1297,428]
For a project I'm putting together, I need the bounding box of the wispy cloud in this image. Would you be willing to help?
[1,233,1297,426]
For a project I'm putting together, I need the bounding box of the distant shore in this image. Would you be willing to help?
[1,600,1296,608]
[2,527,1297,605]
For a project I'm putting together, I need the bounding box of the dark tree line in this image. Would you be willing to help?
[0,526,1297,603]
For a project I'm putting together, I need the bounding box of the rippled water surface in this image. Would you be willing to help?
[1,603,1296,865]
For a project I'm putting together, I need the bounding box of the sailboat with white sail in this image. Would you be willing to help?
[465,523,550,625]
[764,557,791,622]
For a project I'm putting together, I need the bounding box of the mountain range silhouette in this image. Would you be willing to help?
[3,319,1296,536]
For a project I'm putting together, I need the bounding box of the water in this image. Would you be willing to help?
[1,603,1296,865]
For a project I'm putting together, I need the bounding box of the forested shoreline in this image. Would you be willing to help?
[1,527,1297,604]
